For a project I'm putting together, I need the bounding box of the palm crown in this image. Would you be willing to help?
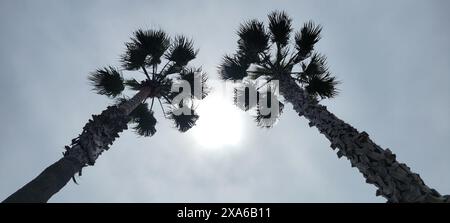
[89,29,208,135]
[220,11,339,127]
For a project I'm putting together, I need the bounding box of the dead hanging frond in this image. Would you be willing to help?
[129,102,157,137]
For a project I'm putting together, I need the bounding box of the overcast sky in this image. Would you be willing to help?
[0,0,449,202]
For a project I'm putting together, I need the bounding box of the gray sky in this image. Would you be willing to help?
[0,0,449,202]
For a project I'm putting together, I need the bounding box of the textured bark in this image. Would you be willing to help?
[278,76,449,203]
[3,87,151,203]
[2,157,83,203]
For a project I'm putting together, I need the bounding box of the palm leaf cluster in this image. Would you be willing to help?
[89,29,208,135]
[220,11,339,127]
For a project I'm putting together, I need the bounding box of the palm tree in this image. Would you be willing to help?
[3,29,208,203]
[219,11,449,202]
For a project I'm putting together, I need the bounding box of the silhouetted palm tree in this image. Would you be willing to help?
[3,29,208,203]
[220,11,449,202]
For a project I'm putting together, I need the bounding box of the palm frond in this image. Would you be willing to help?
[179,68,209,100]
[295,21,322,60]
[255,89,284,128]
[165,36,198,67]
[124,78,144,91]
[121,29,170,70]
[163,63,182,75]
[268,11,292,46]
[131,103,157,137]
[219,54,250,80]
[168,104,199,132]
[237,20,269,61]
[302,53,328,77]
[121,42,147,70]
[129,102,148,120]
[305,72,339,99]
[140,29,170,65]
[88,66,124,97]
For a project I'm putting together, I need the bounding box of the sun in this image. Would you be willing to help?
[190,85,244,149]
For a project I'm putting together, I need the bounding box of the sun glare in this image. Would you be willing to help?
[190,86,244,149]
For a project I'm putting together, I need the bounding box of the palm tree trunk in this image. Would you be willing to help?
[278,76,449,203]
[2,87,152,203]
